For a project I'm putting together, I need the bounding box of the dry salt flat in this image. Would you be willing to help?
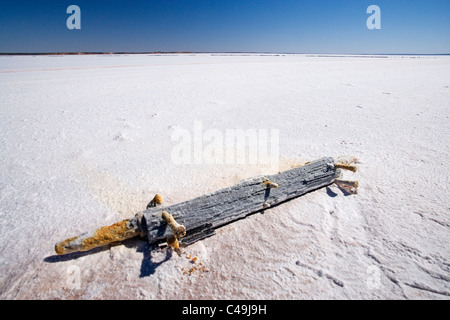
[0,54,449,300]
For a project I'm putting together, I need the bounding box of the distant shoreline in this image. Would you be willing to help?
[0,52,194,56]
[0,52,449,56]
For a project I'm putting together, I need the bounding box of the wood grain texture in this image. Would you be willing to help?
[143,157,341,246]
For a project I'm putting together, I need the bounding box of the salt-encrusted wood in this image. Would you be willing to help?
[143,157,340,246]
[55,157,348,255]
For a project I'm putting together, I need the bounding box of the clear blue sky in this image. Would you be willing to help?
[0,0,449,53]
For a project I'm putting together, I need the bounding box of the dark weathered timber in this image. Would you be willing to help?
[143,157,340,246]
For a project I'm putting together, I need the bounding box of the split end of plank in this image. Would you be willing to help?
[332,157,359,193]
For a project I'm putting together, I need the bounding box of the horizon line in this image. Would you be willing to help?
[1,51,449,56]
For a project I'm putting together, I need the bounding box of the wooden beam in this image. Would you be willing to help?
[143,157,340,246]
[55,157,345,255]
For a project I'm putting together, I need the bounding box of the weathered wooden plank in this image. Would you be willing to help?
[55,157,345,255]
[143,157,340,245]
